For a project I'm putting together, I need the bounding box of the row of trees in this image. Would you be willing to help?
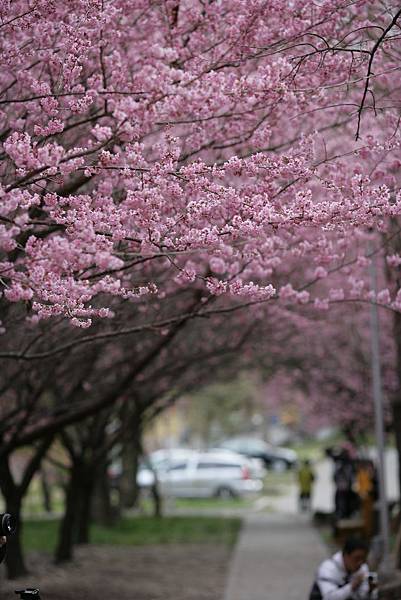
[2,0,401,577]
[1,300,265,576]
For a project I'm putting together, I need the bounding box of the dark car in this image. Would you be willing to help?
[217,436,298,471]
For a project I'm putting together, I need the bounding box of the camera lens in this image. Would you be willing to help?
[1,513,16,536]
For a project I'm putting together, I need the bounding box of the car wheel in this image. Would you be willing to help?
[214,486,236,499]
[272,459,287,472]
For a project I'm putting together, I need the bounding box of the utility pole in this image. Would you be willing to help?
[369,247,390,564]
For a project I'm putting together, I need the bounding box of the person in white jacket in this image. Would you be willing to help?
[309,538,377,600]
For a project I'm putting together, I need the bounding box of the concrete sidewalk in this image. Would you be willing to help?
[223,512,328,600]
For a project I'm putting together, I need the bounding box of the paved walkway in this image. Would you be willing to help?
[223,512,328,600]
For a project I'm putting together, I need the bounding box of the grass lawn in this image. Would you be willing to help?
[173,497,253,510]
[22,515,242,553]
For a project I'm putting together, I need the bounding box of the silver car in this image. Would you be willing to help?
[144,449,263,499]
[137,448,197,488]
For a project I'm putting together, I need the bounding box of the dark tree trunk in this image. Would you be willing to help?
[40,468,52,513]
[0,437,53,579]
[343,422,358,448]
[119,411,142,509]
[76,473,95,545]
[0,456,28,578]
[3,498,26,579]
[55,464,83,563]
[40,469,52,513]
[92,462,116,526]
[150,479,163,518]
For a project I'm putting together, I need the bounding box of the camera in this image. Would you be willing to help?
[15,590,41,599]
[0,513,17,536]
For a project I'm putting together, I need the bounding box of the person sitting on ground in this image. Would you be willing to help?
[309,537,377,600]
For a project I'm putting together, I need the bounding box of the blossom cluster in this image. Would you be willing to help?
[1,0,401,327]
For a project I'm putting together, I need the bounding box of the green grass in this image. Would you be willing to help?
[22,518,60,553]
[22,515,242,553]
[93,516,241,546]
[173,497,252,510]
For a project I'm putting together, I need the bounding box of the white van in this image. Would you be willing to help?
[138,449,263,498]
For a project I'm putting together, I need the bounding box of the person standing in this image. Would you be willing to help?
[298,459,315,512]
[355,459,377,538]
[334,451,357,520]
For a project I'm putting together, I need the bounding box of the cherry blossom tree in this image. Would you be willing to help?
[3,0,401,573]
[0,290,259,574]
[1,0,401,339]
[2,0,401,442]
[51,304,257,563]
[259,303,395,439]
